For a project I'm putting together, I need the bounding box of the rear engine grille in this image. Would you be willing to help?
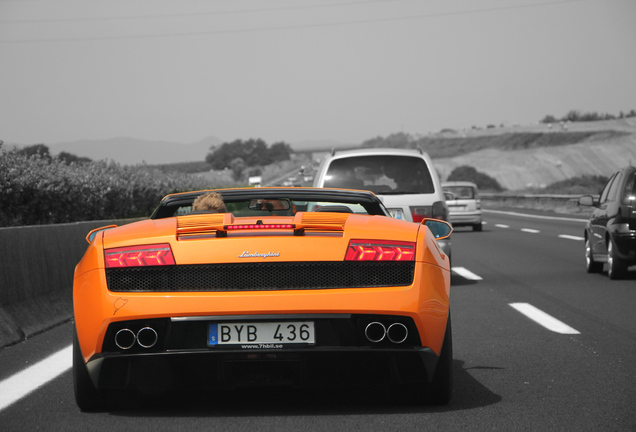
[106,261,415,292]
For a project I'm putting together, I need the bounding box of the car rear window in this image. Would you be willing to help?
[323,155,435,194]
[443,185,476,199]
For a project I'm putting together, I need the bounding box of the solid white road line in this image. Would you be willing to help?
[521,228,540,233]
[559,234,584,241]
[509,303,580,335]
[452,267,483,280]
[0,345,72,412]
[483,209,588,223]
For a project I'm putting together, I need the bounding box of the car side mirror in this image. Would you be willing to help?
[578,195,597,207]
[422,219,453,240]
[443,192,456,201]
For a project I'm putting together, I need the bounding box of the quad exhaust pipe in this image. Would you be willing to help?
[387,322,408,344]
[115,328,136,350]
[365,322,386,343]
[364,322,408,344]
[137,327,158,348]
[115,327,158,350]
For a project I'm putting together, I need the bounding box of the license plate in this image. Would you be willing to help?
[208,321,315,347]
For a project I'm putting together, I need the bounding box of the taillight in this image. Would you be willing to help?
[410,202,447,222]
[345,240,415,261]
[105,244,176,268]
[409,206,430,223]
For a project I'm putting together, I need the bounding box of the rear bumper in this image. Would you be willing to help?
[86,346,440,391]
[86,313,442,390]
[448,212,482,226]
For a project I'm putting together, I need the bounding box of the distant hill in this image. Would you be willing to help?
[46,136,221,165]
[6,118,634,191]
[321,118,636,191]
[13,136,351,165]
[429,119,636,190]
[288,139,358,153]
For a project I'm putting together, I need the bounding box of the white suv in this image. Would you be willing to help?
[313,148,451,256]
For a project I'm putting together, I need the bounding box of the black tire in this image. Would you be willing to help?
[73,328,109,412]
[427,314,453,405]
[473,222,482,232]
[585,238,603,273]
[607,239,627,280]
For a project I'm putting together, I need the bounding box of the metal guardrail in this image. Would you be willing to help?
[479,193,593,216]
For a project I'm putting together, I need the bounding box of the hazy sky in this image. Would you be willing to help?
[1,0,635,146]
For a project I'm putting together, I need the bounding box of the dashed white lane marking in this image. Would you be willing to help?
[452,267,483,280]
[493,223,583,242]
[510,303,580,335]
[0,345,72,412]
[559,234,584,241]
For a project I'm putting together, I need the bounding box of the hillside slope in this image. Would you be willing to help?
[435,136,636,190]
[431,118,636,190]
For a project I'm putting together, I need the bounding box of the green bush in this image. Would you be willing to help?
[446,166,504,192]
[0,145,212,227]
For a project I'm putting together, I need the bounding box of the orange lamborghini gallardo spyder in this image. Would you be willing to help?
[73,188,453,411]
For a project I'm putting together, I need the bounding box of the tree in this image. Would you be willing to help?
[205,139,292,170]
[57,151,92,165]
[16,144,52,161]
[229,157,246,181]
[268,142,292,162]
[206,141,244,169]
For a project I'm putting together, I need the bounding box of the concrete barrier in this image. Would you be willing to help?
[0,218,140,348]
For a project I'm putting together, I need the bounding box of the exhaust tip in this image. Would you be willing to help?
[365,322,386,343]
[137,327,158,348]
[387,323,408,344]
[115,328,136,350]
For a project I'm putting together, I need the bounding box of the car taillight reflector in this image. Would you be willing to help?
[224,224,295,230]
[410,201,448,222]
[345,240,415,261]
[409,206,431,223]
[105,244,176,268]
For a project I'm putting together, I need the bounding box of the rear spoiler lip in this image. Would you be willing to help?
[86,225,118,244]
[176,212,350,239]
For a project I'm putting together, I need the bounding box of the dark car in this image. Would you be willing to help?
[579,166,636,279]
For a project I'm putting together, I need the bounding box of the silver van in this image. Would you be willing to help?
[442,181,483,231]
[313,148,451,257]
